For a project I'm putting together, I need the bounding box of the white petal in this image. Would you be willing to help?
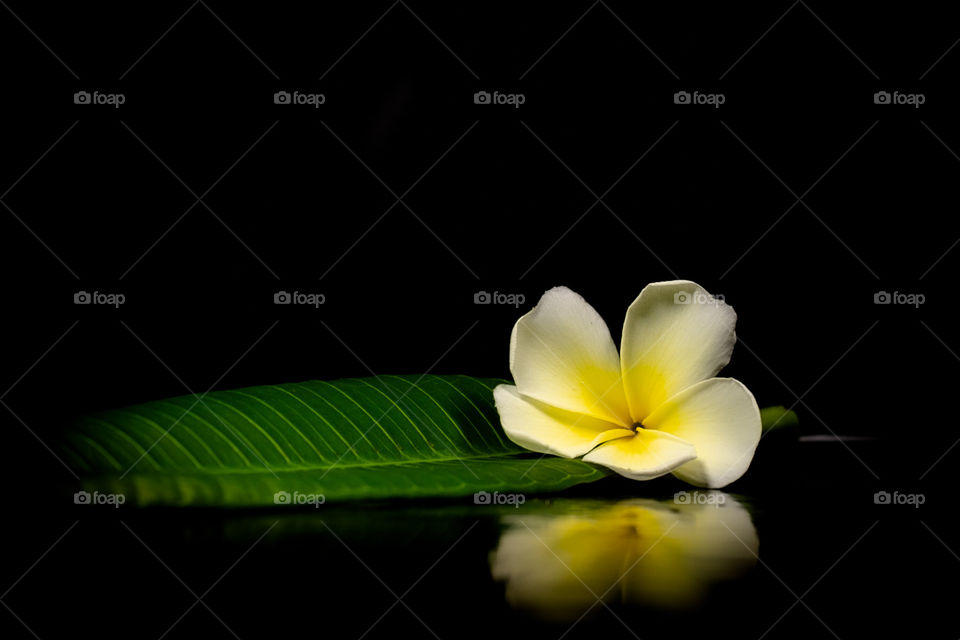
[582,428,696,481]
[643,378,761,488]
[494,385,632,458]
[620,280,737,422]
[510,286,631,426]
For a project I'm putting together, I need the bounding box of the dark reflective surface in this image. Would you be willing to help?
[7,465,956,639]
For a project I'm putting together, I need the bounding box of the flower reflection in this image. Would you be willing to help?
[490,493,758,621]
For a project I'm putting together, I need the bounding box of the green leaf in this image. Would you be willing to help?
[60,375,610,507]
[760,405,800,433]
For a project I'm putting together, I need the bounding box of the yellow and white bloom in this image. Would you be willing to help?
[493,281,761,488]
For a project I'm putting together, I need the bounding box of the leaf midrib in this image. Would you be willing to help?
[107,450,537,475]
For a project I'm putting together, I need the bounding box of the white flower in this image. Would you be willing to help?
[493,281,761,488]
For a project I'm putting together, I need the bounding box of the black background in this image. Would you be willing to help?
[2,2,958,639]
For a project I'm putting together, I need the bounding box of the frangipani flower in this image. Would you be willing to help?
[493,281,761,488]
[490,495,758,620]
